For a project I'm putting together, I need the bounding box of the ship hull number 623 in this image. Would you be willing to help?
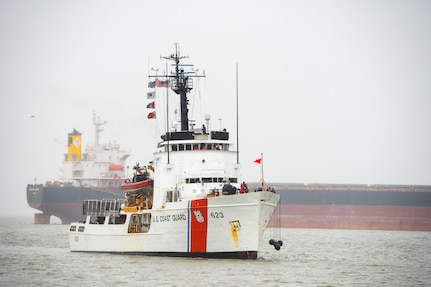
[210,211,224,219]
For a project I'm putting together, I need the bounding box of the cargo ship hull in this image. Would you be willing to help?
[29,182,431,230]
[275,204,431,231]
[27,184,124,224]
[270,184,431,231]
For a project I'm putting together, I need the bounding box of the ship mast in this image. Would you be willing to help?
[159,44,205,132]
[93,111,107,146]
[162,45,189,131]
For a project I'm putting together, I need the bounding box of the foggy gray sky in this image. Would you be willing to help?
[1,0,430,217]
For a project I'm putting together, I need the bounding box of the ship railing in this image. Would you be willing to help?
[83,199,127,217]
[278,183,431,193]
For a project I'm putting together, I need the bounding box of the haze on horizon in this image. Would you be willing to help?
[1,0,430,217]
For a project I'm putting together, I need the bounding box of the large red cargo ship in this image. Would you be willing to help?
[28,177,431,230]
[270,183,431,231]
[27,117,431,230]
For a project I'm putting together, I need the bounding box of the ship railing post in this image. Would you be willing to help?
[261,153,264,191]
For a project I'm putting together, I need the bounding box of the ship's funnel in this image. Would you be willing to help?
[67,129,82,161]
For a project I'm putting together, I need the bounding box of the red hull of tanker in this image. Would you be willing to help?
[28,183,431,230]
[33,202,83,224]
[270,204,431,231]
[34,201,431,231]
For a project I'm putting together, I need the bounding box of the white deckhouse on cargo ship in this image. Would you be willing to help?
[69,46,281,259]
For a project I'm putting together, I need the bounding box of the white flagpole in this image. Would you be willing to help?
[261,153,264,190]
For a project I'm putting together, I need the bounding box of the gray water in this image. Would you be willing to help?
[1,217,430,287]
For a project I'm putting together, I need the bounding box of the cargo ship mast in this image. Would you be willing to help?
[93,111,107,146]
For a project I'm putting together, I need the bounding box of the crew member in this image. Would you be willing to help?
[240,181,249,194]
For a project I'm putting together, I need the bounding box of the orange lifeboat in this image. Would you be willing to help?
[121,178,153,194]
[109,163,124,171]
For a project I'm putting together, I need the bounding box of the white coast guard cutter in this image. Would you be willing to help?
[69,46,281,259]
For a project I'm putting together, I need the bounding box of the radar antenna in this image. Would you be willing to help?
[152,43,205,132]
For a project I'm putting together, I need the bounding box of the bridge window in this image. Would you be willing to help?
[185,177,236,184]
[186,178,200,183]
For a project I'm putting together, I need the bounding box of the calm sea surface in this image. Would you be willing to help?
[1,217,430,287]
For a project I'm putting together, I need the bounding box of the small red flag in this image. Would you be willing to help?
[254,158,261,164]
